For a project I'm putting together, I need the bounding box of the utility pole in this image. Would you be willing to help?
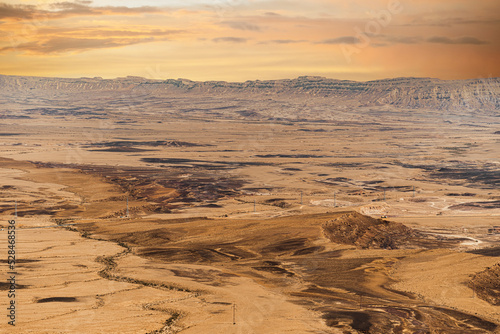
[232,304,236,325]
[126,196,129,218]
[300,191,303,205]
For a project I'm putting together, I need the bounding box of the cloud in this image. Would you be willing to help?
[384,36,422,44]
[0,3,36,20]
[272,39,301,44]
[317,34,487,47]
[0,36,162,54]
[38,27,184,38]
[259,39,304,44]
[403,17,500,27]
[221,21,261,31]
[212,37,248,43]
[0,1,179,55]
[0,1,163,20]
[319,36,360,44]
[427,36,488,45]
[50,1,95,14]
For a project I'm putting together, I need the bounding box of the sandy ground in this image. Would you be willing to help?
[0,159,336,334]
[0,109,499,333]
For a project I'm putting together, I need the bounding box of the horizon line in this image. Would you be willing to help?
[1,73,498,84]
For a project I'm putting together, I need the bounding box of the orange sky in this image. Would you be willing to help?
[0,0,498,81]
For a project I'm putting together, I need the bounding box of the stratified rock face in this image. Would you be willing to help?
[469,264,500,305]
[321,212,415,249]
[1,74,498,112]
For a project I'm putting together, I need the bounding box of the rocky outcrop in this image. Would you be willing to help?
[469,264,500,305]
[321,212,416,249]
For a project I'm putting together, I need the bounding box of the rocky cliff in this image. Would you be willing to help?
[1,74,498,112]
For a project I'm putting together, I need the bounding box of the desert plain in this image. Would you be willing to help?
[0,75,499,333]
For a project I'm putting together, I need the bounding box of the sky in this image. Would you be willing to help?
[0,0,499,81]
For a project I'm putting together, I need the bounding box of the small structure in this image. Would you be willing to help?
[487,226,500,234]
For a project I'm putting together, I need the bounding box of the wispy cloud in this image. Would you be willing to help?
[37,27,184,38]
[0,3,36,20]
[319,34,488,47]
[0,1,163,20]
[0,36,163,53]
[427,36,488,45]
[381,35,422,45]
[403,16,500,27]
[259,39,304,44]
[221,21,261,31]
[212,37,248,43]
[319,36,360,44]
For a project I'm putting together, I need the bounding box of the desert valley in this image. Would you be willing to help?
[0,74,499,333]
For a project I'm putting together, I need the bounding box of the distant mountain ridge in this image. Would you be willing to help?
[1,74,499,112]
